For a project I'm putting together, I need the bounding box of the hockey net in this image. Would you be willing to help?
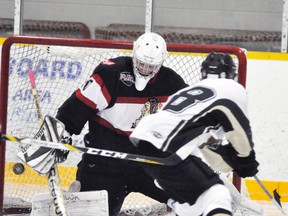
[0,36,247,215]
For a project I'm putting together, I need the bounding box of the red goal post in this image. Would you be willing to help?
[0,36,246,215]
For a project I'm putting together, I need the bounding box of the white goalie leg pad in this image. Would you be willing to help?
[31,190,109,216]
[17,115,65,174]
[167,184,232,216]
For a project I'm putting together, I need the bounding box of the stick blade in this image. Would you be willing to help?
[273,189,282,207]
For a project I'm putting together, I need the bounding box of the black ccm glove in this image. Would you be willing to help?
[209,143,259,178]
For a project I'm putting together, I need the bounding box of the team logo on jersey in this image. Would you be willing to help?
[101,59,115,65]
[131,98,162,128]
[120,72,134,87]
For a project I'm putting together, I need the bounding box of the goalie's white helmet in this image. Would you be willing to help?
[132,32,168,91]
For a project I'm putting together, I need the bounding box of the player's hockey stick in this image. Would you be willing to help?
[1,133,181,166]
[254,175,287,215]
[28,71,67,216]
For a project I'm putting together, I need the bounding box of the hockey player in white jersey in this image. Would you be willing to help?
[130,52,259,216]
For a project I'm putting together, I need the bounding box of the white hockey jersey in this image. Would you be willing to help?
[130,78,254,162]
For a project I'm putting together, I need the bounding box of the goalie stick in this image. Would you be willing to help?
[1,133,182,166]
[27,71,67,216]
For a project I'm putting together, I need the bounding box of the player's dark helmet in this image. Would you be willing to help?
[201,52,237,80]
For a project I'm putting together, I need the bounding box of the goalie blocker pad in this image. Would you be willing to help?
[17,115,65,174]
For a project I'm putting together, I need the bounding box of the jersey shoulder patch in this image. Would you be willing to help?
[101,59,115,66]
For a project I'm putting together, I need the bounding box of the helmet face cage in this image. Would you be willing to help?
[133,57,162,77]
[201,52,237,80]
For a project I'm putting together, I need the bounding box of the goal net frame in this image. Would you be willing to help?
[0,35,247,215]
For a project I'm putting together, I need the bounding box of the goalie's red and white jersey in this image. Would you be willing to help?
[130,78,254,159]
[56,56,187,154]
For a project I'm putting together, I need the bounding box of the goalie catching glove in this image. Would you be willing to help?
[17,115,72,175]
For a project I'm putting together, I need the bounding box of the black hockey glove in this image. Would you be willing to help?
[208,143,259,178]
[232,150,259,178]
[54,132,72,163]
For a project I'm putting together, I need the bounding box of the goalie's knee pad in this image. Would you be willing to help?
[168,184,232,216]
